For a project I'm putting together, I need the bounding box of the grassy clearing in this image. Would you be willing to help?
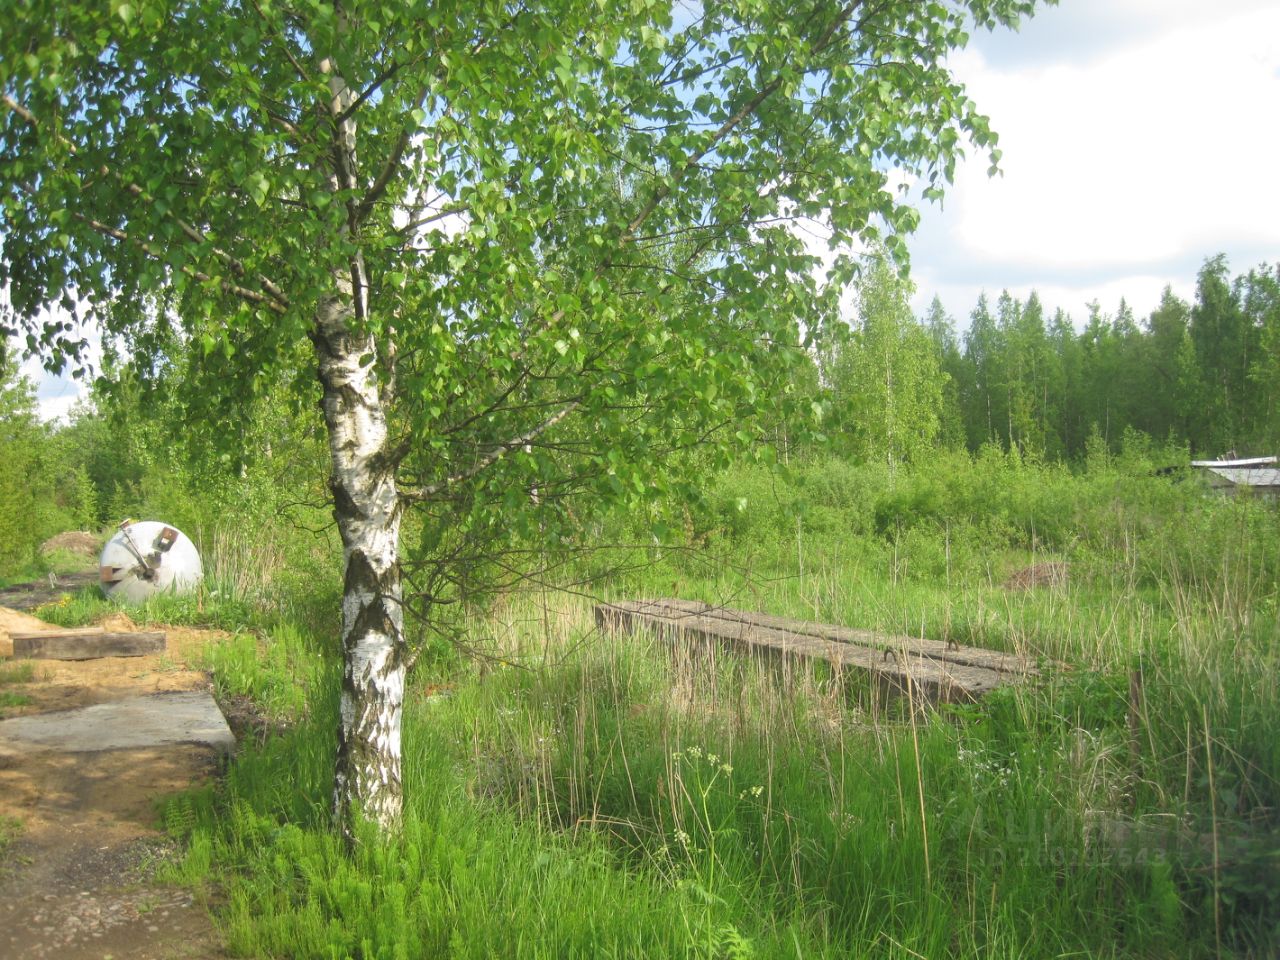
[0,662,37,685]
[0,661,36,717]
[152,453,1277,958]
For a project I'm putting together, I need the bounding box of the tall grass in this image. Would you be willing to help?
[158,451,1278,958]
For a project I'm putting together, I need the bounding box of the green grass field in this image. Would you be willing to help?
[40,454,1280,958]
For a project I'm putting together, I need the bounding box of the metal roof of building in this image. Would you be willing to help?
[1204,467,1280,487]
[1191,456,1277,468]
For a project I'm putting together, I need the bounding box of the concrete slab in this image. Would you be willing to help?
[0,690,236,757]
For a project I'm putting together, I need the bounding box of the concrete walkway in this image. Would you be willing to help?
[0,690,235,756]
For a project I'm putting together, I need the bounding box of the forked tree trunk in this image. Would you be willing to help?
[314,293,405,839]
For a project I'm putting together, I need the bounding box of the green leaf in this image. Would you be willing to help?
[0,0,1056,835]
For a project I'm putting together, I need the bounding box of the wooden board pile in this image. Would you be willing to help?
[597,598,1041,704]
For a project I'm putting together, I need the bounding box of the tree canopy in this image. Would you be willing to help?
[921,258,1280,461]
[2,0,1044,834]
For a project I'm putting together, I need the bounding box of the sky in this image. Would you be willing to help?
[19,0,1280,421]
[19,329,96,423]
[905,0,1280,324]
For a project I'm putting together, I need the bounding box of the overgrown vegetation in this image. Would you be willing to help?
[26,449,1256,959]
[143,458,1266,958]
[4,245,1278,955]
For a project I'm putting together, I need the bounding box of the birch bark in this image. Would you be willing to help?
[315,35,406,838]
[314,296,405,837]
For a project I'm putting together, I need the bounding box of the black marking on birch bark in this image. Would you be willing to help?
[330,477,362,524]
[334,548,405,834]
[315,351,392,433]
[334,381,374,412]
[330,475,401,530]
[311,311,371,365]
[343,550,402,648]
[334,690,403,830]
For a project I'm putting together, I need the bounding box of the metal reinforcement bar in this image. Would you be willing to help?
[595,598,1041,704]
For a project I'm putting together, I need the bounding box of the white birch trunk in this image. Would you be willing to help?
[316,32,405,838]
[314,294,406,837]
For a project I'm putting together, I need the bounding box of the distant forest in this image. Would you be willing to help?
[2,254,1277,575]
[820,253,1280,463]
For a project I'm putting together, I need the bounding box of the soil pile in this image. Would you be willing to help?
[38,531,103,560]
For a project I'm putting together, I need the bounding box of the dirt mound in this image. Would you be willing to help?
[38,531,102,560]
[0,607,61,658]
[1003,561,1069,591]
[96,610,139,633]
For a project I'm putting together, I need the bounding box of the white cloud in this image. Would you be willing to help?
[910,1,1280,324]
[32,384,84,423]
[9,301,101,423]
[19,354,93,424]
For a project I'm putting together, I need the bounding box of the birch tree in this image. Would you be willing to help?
[2,0,1043,837]
[827,251,943,467]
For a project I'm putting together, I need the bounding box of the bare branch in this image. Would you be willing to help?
[1,93,38,126]
[394,200,471,237]
[404,400,581,501]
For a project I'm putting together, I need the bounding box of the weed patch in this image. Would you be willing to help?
[153,455,1279,957]
[0,662,36,685]
[0,815,23,861]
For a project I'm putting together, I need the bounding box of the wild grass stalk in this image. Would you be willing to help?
[150,454,1279,958]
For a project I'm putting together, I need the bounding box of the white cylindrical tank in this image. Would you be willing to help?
[99,520,203,604]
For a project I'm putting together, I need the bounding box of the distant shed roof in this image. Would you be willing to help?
[1202,467,1280,489]
[1190,456,1277,468]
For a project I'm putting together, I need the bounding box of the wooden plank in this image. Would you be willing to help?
[596,599,1037,704]
[11,627,105,639]
[653,598,1039,677]
[11,630,166,661]
[598,601,988,702]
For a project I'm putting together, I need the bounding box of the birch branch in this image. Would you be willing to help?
[62,204,288,313]
[403,400,581,501]
[2,94,292,312]
[356,84,432,224]
[619,1,862,245]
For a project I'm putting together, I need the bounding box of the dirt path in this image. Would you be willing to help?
[0,571,101,613]
[0,600,232,959]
